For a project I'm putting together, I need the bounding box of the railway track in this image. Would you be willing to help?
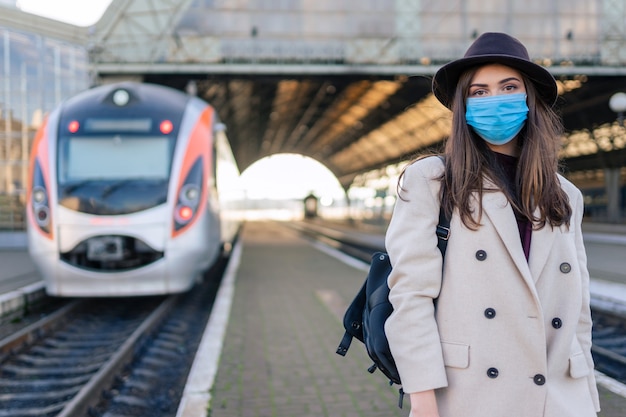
[0,257,227,417]
[286,220,380,263]
[591,310,626,383]
[291,220,626,386]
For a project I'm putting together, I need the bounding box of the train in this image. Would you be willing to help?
[26,82,244,297]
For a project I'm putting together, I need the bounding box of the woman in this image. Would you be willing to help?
[385,32,600,417]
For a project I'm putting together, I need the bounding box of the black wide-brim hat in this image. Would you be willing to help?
[432,32,558,109]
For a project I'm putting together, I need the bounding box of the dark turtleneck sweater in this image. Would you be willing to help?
[493,152,532,261]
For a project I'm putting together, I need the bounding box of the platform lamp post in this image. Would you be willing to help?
[606,92,626,223]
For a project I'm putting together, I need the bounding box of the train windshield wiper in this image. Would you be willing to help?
[63,179,97,194]
[101,179,135,199]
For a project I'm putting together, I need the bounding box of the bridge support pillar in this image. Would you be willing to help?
[605,167,622,223]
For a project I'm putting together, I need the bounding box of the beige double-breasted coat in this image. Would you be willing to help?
[385,156,600,417]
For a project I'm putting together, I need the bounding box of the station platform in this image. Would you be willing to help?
[179,221,626,417]
[1,223,626,416]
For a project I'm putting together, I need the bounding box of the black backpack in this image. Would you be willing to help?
[336,206,450,408]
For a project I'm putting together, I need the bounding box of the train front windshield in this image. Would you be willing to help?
[57,118,177,215]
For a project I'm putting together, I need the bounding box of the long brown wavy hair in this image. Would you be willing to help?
[403,66,572,230]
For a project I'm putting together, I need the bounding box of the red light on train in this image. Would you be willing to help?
[68,120,80,133]
[160,120,173,134]
[177,205,194,222]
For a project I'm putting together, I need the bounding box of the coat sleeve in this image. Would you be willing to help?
[384,157,448,393]
[571,187,601,412]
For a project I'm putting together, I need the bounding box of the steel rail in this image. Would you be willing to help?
[56,295,180,417]
[0,301,81,362]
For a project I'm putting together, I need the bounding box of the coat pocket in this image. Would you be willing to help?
[441,341,470,369]
[569,351,590,379]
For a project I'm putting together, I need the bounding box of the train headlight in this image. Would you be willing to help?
[32,187,46,204]
[112,89,130,106]
[30,158,52,236]
[180,184,200,205]
[173,157,204,234]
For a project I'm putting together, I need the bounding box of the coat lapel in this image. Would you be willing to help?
[481,190,558,285]
[528,211,558,283]
[481,191,535,285]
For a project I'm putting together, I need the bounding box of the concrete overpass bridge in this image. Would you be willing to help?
[7,0,626,221]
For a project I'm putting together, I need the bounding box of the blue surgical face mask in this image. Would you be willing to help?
[465,93,529,145]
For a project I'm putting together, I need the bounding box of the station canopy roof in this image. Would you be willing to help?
[6,0,626,187]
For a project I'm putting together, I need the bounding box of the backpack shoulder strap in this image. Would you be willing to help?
[436,207,450,257]
[435,155,450,257]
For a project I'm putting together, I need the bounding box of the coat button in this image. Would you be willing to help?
[475,250,487,261]
[552,318,562,329]
[559,262,571,273]
[487,367,499,378]
[484,308,496,319]
[533,374,546,385]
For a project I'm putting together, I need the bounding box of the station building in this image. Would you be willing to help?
[0,2,90,229]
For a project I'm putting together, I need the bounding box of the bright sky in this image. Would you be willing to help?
[240,154,346,201]
[17,0,113,26]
